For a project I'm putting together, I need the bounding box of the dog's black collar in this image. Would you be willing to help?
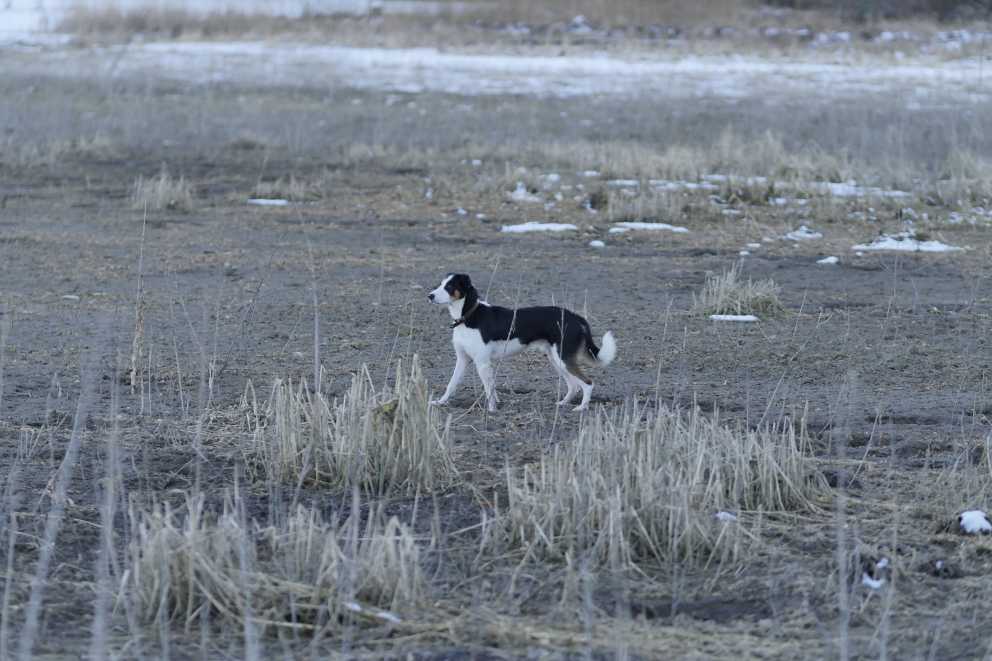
[450,300,480,329]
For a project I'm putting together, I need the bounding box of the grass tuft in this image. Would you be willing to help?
[693,263,784,316]
[486,400,824,570]
[125,493,424,632]
[243,356,456,496]
[131,169,194,212]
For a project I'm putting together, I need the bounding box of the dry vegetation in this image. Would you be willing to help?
[126,494,424,633]
[488,401,824,570]
[131,168,194,212]
[242,358,457,496]
[5,6,992,657]
[693,264,785,316]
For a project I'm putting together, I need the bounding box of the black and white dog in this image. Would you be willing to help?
[428,273,616,412]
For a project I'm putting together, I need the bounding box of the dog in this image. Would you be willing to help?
[427,273,616,412]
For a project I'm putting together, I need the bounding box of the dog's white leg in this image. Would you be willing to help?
[573,381,594,412]
[431,347,468,406]
[474,360,498,412]
[546,347,578,406]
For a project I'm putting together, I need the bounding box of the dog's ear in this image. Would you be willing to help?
[449,273,476,303]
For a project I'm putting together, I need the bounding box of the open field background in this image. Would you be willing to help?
[2,1,992,659]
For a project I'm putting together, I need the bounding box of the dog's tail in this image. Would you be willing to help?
[585,329,617,367]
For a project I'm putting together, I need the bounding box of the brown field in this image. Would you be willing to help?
[2,4,992,658]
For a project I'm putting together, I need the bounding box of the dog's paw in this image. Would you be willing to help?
[429,398,448,407]
[572,404,588,413]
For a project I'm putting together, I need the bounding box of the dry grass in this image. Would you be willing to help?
[606,189,684,223]
[252,172,335,201]
[131,169,194,212]
[125,492,424,632]
[693,263,785,317]
[485,400,824,570]
[57,0,747,38]
[59,6,298,38]
[933,149,992,205]
[242,357,456,497]
[473,0,748,26]
[0,134,118,169]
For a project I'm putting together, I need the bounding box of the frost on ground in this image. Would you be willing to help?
[852,232,962,253]
[610,222,690,234]
[783,226,822,241]
[709,314,760,322]
[501,222,577,233]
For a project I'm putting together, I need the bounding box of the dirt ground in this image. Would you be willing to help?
[2,30,992,659]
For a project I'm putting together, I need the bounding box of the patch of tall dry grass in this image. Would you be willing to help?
[125,492,424,632]
[693,263,785,317]
[132,168,194,212]
[242,357,456,497]
[484,400,824,570]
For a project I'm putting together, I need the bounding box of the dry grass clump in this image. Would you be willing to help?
[253,173,333,202]
[486,400,823,570]
[125,493,423,632]
[693,263,785,316]
[131,169,194,212]
[0,134,118,169]
[243,357,456,497]
[468,0,747,26]
[607,189,683,222]
[520,131,853,186]
[58,6,287,38]
[933,149,992,205]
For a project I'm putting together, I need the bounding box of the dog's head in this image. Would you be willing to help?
[428,273,475,305]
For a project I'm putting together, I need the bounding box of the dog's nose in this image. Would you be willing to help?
[428,292,435,301]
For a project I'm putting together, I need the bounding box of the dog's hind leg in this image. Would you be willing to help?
[546,345,579,406]
[565,359,594,412]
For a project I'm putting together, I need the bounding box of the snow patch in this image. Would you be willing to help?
[852,232,961,253]
[710,314,759,322]
[508,182,542,203]
[589,240,606,248]
[960,510,992,535]
[783,225,822,241]
[611,222,690,234]
[817,256,840,265]
[501,222,577,233]
[248,198,289,206]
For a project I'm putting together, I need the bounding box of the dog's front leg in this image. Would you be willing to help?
[431,348,468,406]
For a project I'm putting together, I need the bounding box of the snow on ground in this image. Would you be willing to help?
[247,198,290,206]
[817,256,840,265]
[649,179,720,192]
[710,315,760,322]
[851,232,962,252]
[13,38,992,105]
[588,240,606,248]
[501,222,577,233]
[959,510,992,535]
[809,181,910,198]
[783,225,822,241]
[610,222,690,234]
[508,182,542,203]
